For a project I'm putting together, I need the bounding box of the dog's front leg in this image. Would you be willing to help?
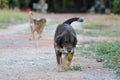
[67,53,73,70]
[56,52,64,71]
[63,54,69,71]
[63,53,73,71]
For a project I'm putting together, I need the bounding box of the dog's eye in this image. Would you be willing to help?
[65,41,68,43]
[71,42,74,44]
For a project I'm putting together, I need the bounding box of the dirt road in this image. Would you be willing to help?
[0,14,118,80]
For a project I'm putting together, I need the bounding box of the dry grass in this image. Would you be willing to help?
[0,10,27,29]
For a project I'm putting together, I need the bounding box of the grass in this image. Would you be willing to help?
[75,14,120,76]
[75,41,98,58]
[0,10,27,29]
[76,30,120,37]
[71,65,82,71]
[96,41,120,76]
[81,21,110,30]
[76,20,120,37]
[76,41,120,76]
[104,14,120,20]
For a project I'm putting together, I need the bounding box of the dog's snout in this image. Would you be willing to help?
[67,48,72,53]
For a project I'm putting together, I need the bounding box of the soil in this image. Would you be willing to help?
[0,14,119,80]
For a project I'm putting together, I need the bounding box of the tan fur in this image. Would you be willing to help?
[29,12,46,40]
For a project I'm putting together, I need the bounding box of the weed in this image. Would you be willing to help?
[71,65,82,71]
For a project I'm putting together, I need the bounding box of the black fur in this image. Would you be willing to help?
[54,17,83,49]
[54,17,84,71]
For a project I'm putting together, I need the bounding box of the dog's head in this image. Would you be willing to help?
[56,30,77,53]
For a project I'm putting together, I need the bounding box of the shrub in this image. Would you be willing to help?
[0,0,8,9]
[9,0,30,8]
[113,0,120,13]
[9,0,20,8]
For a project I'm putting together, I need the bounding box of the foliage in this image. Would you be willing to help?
[63,0,74,8]
[19,0,30,7]
[113,0,120,13]
[9,0,30,8]
[9,0,20,8]
[0,0,8,9]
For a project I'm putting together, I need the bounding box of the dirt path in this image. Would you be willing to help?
[0,14,119,80]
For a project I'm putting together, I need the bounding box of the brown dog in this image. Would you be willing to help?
[29,12,46,40]
[54,17,84,71]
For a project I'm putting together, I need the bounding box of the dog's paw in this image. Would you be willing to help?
[57,64,65,72]
[29,38,32,40]
[64,65,71,71]
[38,36,42,40]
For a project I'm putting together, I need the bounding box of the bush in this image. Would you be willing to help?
[63,0,74,8]
[113,0,120,13]
[19,0,30,7]
[9,0,30,8]
[0,0,8,9]
[9,0,20,8]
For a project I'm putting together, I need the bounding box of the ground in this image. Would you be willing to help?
[0,14,119,80]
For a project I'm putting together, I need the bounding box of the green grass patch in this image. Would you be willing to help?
[71,65,82,71]
[96,41,120,76]
[48,19,63,25]
[76,30,120,37]
[76,41,120,76]
[45,19,63,31]
[82,21,110,30]
[75,41,97,58]
[0,10,27,29]
[77,20,120,37]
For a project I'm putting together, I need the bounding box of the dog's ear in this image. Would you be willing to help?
[73,36,77,47]
[33,19,37,23]
[56,36,63,48]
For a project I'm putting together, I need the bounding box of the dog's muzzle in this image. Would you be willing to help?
[63,47,74,54]
[67,48,72,53]
[56,47,74,54]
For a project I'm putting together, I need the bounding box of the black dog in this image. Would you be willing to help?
[54,17,84,71]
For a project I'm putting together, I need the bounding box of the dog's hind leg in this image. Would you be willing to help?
[31,28,36,40]
[38,31,42,39]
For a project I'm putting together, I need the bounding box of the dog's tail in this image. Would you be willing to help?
[63,17,84,24]
[29,11,34,32]
[28,11,34,23]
